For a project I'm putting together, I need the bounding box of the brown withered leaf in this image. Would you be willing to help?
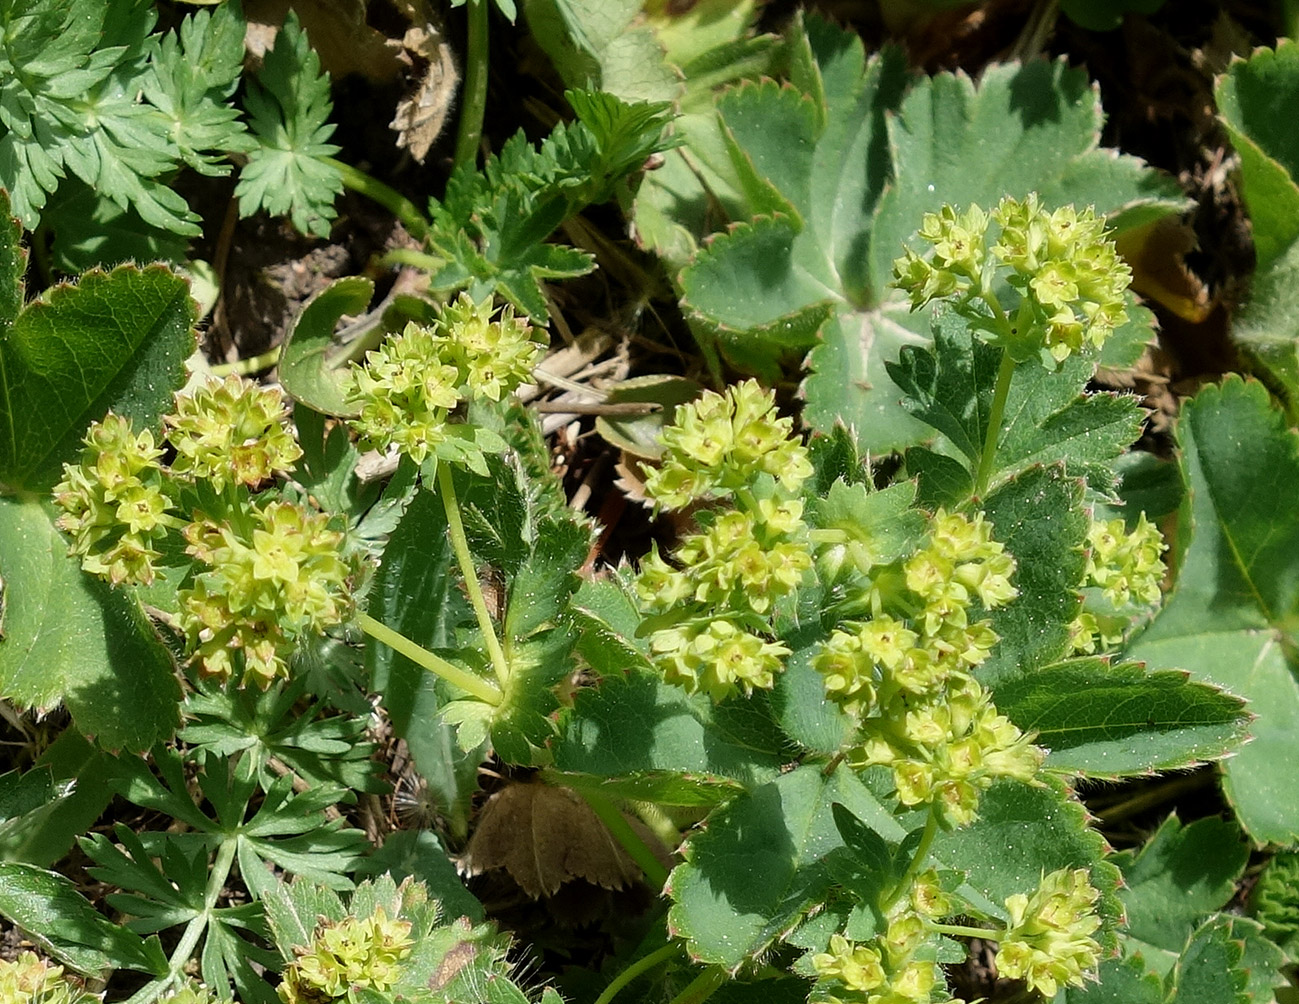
[389,21,459,163]
[1116,215,1211,325]
[460,780,664,899]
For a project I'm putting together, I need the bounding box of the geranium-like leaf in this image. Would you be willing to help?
[1126,376,1299,844]
[679,14,1182,452]
[991,658,1249,777]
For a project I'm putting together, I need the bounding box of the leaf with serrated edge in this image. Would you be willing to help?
[0,496,180,751]
[666,763,901,968]
[930,777,1123,952]
[682,15,1181,453]
[1127,376,1299,844]
[1216,43,1299,412]
[992,659,1249,777]
[0,861,165,975]
[1111,815,1248,957]
[554,668,787,785]
[977,465,1088,683]
[0,192,196,492]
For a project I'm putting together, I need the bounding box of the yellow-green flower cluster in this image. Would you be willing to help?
[0,953,94,1004]
[636,499,811,701]
[180,501,352,687]
[814,511,1016,713]
[54,414,174,586]
[813,510,1040,825]
[892,195,1131,363]
[812,908,957,1004]
[1068,513,1167,655]
[991,195,1131,361]
[644,380,813,511]
[995,868,1102,998]
[347,294,544,464]
[166,375,303,491]
[278,908,413,1004]
[855,675,1043,827]
[892,204,988,310]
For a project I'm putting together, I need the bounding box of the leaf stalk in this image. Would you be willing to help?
[357,611,503,705]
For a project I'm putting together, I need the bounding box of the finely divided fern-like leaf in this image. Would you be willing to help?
[0,0,198,233]
[235,11,343,238]
[424,89,674,319]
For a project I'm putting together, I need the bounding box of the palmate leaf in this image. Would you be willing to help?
[236,11,343,238]
[888,312,1146,498]
[679,13,1183,452]
[143,0,250,178]
[1126,377,1299,844]
[0,0,199,235]
[666,763,901,969]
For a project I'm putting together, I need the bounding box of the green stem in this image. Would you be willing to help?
[437,463,511,689]
[327,157,429,241]
[378,247,448,273]
[666,967,728,1004]
[973,348,1017,498]
[208,345,282,377]
[930,921,1004,942]
[358,611,502,704]
[568,783,670,890]
[123,837,239,1004]
[882,805,939,911]
[452,0,490,171]
[593,943,683,1004]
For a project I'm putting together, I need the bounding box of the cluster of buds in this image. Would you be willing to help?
[53,377,355,688]
[995,868,1103,997]
[812,877,958,1004]
[1069,513,1167,655]
[166,375,303,490]
[180,501,352,687]
[636,383,813,700]
[347,293,544,465]
[278,908,414,1004]
[643,379,813,510]
[54,414,174,586]
[0,953,94,1004]
[813,510,1040,825]
[892,195,1131,363]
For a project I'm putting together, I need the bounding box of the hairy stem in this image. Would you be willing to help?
[358,611,502,705]
[593,943,683,1004]
[208,345,283,377]
[437,462,512,689]
[328,157,429,241]
[666,967,728,1004]
[453,0,490,171]
[973,348,1017,498]
[882,805,939,912]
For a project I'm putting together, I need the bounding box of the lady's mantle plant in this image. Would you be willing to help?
[0,182,1257,1004]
